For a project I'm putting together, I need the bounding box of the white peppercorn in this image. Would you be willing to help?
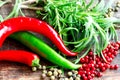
[42,65,46,70]
[67,71,73,77]
[75,77,80,80]
[53,71,58,76]
[41,73,46,78]
[57,69,62,74]
[50,76,55,80]
[47,71,53,77]
[69,77,74,80]
[32,67,37,71]
[43,70,47,74]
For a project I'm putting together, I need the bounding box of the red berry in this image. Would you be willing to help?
[81,73,86,77]
[114,46,119,50]
[107,52,112,57]
[113,51,118,56]
[80,58,85,63]
[114,43,119,50]
[88,75,93,79]
[114,64,119,70]
[86,71,91,76]
[107,58,113,62]
[91,73,95,77]
[85,67,90,71]
[82,64,87,68]
[95,64,99,68]
[83,76,88,80]
[96,72,103,77]
[111,54,115,59]
[110,65,114,70]
[85,56,89,59]
[103,53,107,58]
[89,51,93,56]
[116,41,120,47]
[78,71,84,75]
[99,63,104,68]
[79,67,83,70]
[89,57,93,60]
[105,63,110,69]
[101,67,106,72]
[107,44,111,48]
[109,48,114,53]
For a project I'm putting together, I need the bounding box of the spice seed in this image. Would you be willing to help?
[69,77,74,80]
[32,67,37,71]
[73,70,78,74]
[57,69,62,74]
[43,70,47,74]
[50,67,54,71]
[42,65,47,70]
[67,72,73,76]
[50,76,55,80]
[64,78,69,80]
[41,73,46,78]
[59,78,65,80]
[75,77,80,80]
[53,71,58,76]
[47,71,53,77]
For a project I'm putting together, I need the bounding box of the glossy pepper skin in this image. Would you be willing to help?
[0,17,77,56]
[0,50,40,67]
[10,32,81,69]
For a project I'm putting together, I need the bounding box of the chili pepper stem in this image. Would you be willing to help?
[32,57,40,67]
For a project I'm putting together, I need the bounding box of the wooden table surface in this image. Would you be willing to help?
[0,0,120,80]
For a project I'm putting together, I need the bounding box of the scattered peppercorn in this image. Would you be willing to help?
[64,78,69,80]
[32,67,37,72]
[57,69,62,74]
[67,71,73,77]
[50,76,55,80]
[43,70,47,74]
[69,77,74,80]
[42,65,47,70]
[41,73,46,78]
[78,41,120,80]
[47,71,53,77]
[53,71,58,76]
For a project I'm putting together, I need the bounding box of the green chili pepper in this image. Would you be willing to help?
[10,32,81,69]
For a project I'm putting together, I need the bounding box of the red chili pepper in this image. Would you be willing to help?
[0,17,77,56]
[0,50,40,67]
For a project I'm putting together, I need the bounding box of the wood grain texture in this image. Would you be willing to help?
[0,0,120,80]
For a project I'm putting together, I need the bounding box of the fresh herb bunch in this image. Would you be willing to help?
[36,0,120,58]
